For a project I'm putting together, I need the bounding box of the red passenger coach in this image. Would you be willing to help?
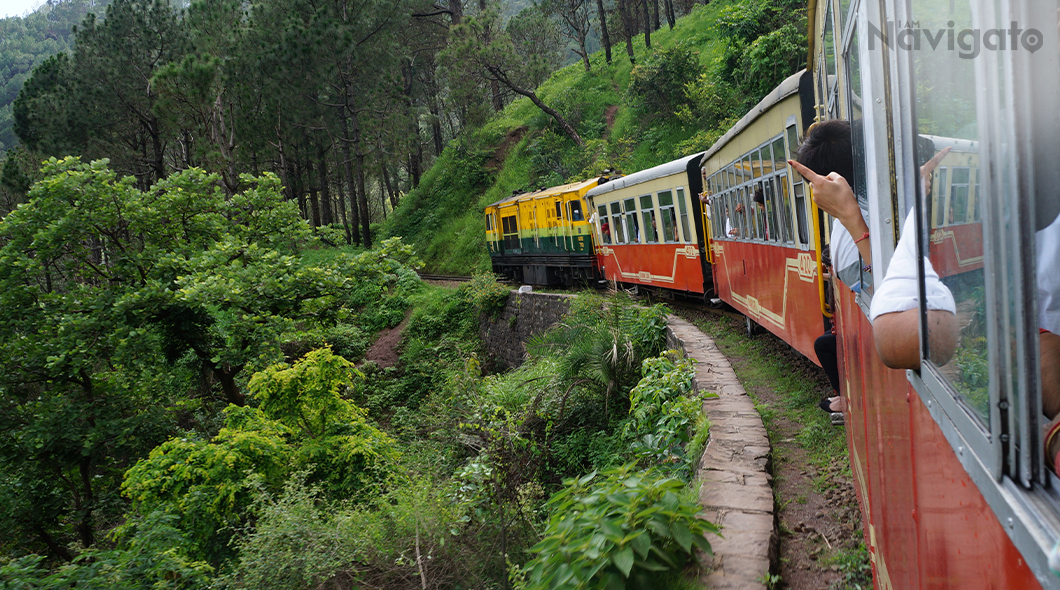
[585,153,713,298]
[700,70,827,361]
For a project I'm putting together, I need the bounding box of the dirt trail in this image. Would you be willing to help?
[361,313,411,369]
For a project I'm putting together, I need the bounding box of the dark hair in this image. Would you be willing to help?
[796,119,854,186]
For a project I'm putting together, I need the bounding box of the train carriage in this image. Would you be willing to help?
[699,69,827,361]
[808,0,1060,586]
[485,178,605,285]
[584,152,713,298]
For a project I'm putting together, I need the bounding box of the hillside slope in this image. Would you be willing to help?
[384,0,805,274]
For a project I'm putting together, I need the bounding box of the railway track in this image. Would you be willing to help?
[416,273,472,282]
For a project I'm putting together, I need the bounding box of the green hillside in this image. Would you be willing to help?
[384,0,805,274]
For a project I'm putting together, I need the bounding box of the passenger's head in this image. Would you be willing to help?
[797,120,854,187]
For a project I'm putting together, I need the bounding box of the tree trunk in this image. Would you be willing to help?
[652,0,660,31]
[619,0,636,64]
[307,158,321,228]
[340,114,362,246]
[596,0,612,64]
[75,456,95,549]
[449,0,462,24]
[318,146,333,226]
[429,95,445,156]
[213,364,245,406]
[335,167,352,244]
[348,107,372,249]
[381,161,397,210]
[487,65,584,147]
[664,0,675,29]
[642,0,651,47]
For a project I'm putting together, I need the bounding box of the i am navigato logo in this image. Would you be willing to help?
[868,20,1043,59]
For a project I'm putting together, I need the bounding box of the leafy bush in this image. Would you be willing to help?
[623,353,713,481]
[463,272,512,316]
[0,513,212,590]
[122,349,397,564]
[519,465,719,590]
[627,44,702,119]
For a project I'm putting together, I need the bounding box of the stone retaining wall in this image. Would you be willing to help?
[478,291,574,370]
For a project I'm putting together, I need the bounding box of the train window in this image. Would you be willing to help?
[727,164,736,188]
[640,195,658,243]
[760,145,774,176]
[742,155,753,183]
[610,202,625,244]
[823,1,838,117]
[776,175,794,244]
[485,214,493,231]
[750,149,762,179]
[792,182,808,245]
[909,0,991,428]
[658,191,678,243]
[570,200,584,222]
[623,198,639,243]
[555,201,562,220]
[502,215,519,251]
[844,22,871,298]
[676,188,690,243]
[598,205,611,244]
[934,167,948,227]
[949,168,970,225]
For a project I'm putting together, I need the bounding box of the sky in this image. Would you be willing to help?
[2,0,45,19]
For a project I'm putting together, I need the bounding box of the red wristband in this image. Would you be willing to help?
[853,231,870,244]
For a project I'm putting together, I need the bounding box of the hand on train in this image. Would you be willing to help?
[787,159,862,227]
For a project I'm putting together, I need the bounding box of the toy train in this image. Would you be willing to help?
[484,0,1060,587]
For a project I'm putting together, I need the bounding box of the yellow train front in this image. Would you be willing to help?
[484,177,608,285]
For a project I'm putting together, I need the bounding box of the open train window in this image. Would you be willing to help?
[485,214,493,231]
[658,191,679,243]
[610,202,625,244]
[676,188,690,243]
[640,195,658,243]
[569,200,584,222]
[623,198,639,243]
[598,205,611,244]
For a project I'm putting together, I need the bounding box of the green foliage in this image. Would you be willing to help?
[623,353,713,480]
[828,543,873,590]
[0,512,212,590]
[519,465,719,589]
[627,44,702,119]
[464,272,511,315]
[122,348,398,565]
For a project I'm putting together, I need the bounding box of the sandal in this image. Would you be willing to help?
[831,412,845,426]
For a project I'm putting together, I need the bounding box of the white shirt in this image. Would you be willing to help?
[869,210,956,322]
[1038,212,1060,334]
[831,209,870,292]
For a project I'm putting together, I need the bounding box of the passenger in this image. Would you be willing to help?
[601,219,611,243]
[789,120,869,421]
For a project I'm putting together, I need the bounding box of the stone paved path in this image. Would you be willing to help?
[666,315,776,590]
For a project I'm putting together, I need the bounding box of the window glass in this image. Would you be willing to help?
[751,149,762,178]
[727,164,737,188]
[598,205,611,244]
[486,214,492,231]
[934,167,948,227]
[760,144,774,176]
[912,0,989,424]
[555,201,562,219]
[742,155,753,184]
[502,214,520,250]
[950,167,970,224]
[624,198,640,243]
[610,202,626,243]
[785,126,802,179]
[778,175,795,244]
[751,184,766,240]
[640,194,658,243]
[658,191,678,243]
[676,188,690,243]
[793,182,809,244]
[763,178,781,243]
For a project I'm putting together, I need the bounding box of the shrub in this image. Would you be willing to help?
[627,44,702,119]
[519,465,719,590]
[463,272,511,316]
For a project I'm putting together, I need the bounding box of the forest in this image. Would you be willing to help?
[0,0,805,587]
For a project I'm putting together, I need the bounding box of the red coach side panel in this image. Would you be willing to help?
[834,287,1040,589]
[711,240,823,363]
[599,243,706,294]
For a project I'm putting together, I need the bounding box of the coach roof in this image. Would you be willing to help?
[585,152,704,199]
[702,69,805,162]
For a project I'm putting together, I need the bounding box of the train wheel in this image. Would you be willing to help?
[745,316,756,338]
